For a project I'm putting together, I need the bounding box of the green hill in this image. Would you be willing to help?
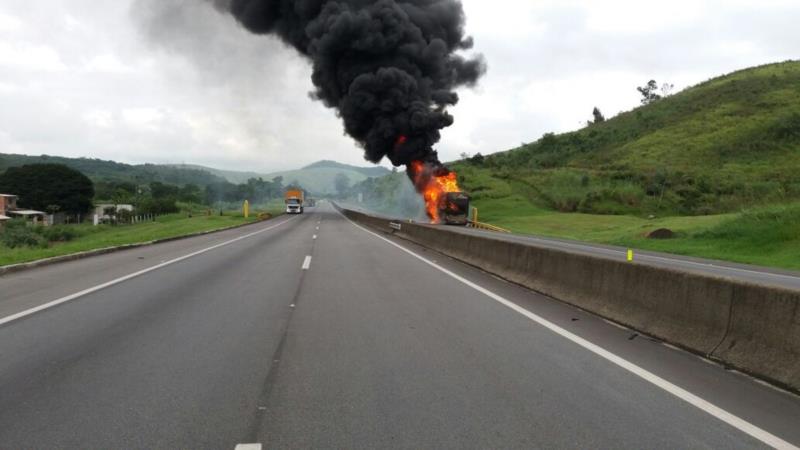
[438,61,800,270]
[0,154,392,195]
[0,153,225,186]
[455,60,800,217]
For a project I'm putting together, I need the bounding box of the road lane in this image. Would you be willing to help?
[252,205,798,449]
[1,203,798,448]
[0,214,298,319]
[0,210,317,448]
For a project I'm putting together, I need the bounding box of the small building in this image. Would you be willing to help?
[0,194,18,214]
[95,204,116,218]
[0,194,18,227]
[8,209,46,225]
[94,203,135,224]
[0,194,46,226]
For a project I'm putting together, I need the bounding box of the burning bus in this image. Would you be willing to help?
[408,160,470,225]
[439,192,470,225]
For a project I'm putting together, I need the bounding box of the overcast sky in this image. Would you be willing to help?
[0,0,798,172]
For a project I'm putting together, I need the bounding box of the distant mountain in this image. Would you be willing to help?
[302,160,391,178]
[0,153,226,186]
[168,164,263,184]
[0,153,393,195]
[173,160,392,194]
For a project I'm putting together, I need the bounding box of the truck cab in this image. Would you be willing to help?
[284,189,305,214]
[286,199,303,214]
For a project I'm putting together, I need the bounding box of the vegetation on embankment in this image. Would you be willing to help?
[465,184,800,270]
[348,62,800,271]
[0,204,284,267]
[456,61,800,217]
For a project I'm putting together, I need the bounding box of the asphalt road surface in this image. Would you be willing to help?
[1,202,798,449]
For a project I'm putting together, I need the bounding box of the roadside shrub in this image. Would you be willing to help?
[138,197,179,215]
[772,112,800,141]
[41,225,82,242]
[0,220,48,249]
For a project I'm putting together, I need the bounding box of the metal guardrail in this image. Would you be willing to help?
[465,206,511,233]
[467,220,511,233]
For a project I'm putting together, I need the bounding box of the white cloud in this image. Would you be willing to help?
[83,109,114,128]
[0,11,23,33]
[0,42,67,71]
[83,54,133,73]
[0,0,798,171]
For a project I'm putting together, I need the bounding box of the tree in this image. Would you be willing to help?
[637,80,662,105]
[459,152,470,161]
[149,181,180,199]
[469,153,485,165]
[334,173,351,197]
[591,107,605,124]
[178,183,203,203]
[0,163,94,216]
[660,82,675,97]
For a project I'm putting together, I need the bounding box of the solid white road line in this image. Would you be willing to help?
[234,444,262,450]
[342,214,797,450]
[302,255,312,270]
[0,217,297,327]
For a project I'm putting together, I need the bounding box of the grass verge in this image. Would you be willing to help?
[472,196,800,271]
[0,207,283,267]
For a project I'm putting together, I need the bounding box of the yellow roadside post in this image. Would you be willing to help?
[627,249,634,262]
[243,200,250,219]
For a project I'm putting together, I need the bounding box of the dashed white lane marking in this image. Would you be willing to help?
[0,217,298,327]
[235,444,262,450]
[341,213,798,450]
[313,235,318,240]
[302,255,312,270]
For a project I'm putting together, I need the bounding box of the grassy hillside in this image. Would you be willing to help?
[0,153,225,187]
[458,60,800,217]
[439,61,800,270]
[0,154,391,196]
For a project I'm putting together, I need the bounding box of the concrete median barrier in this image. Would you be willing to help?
[340,206,800,392]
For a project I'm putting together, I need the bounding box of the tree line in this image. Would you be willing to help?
[0,163,294,219]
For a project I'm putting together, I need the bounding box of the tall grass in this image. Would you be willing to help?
[695,204,800,246]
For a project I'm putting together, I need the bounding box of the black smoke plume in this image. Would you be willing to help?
[218,0,485,176]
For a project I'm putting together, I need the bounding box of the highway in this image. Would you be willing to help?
[1,202,799,449]
[342,204,800,291]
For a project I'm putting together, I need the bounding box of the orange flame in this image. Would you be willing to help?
[409,160,461,223]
